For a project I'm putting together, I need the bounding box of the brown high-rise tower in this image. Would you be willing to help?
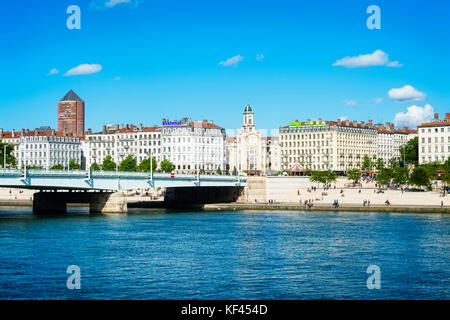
[58,90,85,136]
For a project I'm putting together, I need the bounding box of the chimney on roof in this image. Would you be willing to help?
[102,125,106,133]
[368,120,373,127]
[337,119,342,125]
[20,128,24,135]
[446,113,450,120]
[361,121,365,126]
[114,124,119,131]
[345,120,350,126]
[88,128,92,134]
[386,122,391,130]
[352,120,357,126]
[26,129,29,134]
[139,123,143,130]
[11,129,15,137]
[434,113,439,120]
[390,123,395,130]
[34,128,38,135]
[307,119,311,122]
[51,129,55,136]
[210,120,213,124]
[402,126,407,131]
[126,124,129,130]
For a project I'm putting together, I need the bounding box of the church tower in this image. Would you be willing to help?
[242,104,255,131]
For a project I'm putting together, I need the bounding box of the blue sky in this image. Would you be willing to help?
[0,0,449,133]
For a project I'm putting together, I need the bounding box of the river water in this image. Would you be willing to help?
[0,206,449,299]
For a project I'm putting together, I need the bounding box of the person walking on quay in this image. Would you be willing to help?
[441,200,444,208]
[368,200,371,207]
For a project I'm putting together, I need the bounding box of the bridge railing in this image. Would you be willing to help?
[0,168,247,182]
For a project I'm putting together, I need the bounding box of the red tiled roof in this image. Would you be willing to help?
[189,121,223,129]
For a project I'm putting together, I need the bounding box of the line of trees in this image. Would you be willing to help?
[89,155,176,173]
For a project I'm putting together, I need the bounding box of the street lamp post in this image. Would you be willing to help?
[3,145,6,168]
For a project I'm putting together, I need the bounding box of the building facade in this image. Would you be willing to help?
[58,90,85,137]
[17,131,81,169]
[84,124,161,170]
[279,118,378,173]
[161,118,226,173]
[375,122,417,165]
[226,105,278,175]
[418,113,450,164]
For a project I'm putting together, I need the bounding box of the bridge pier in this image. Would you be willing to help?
[33,191,127,214]
[164,186,243,205]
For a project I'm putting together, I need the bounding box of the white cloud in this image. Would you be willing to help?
[90,0,139,9]
[219,55,244,67]
[374,97,383,104]
[388,85,426,103]
[64,64,103,76]
[256,53,264,61]
[393,104,434,128]
[344,99,357,106]
[114,76,121,80]
[332,50,402,68]
[48,68,59,75]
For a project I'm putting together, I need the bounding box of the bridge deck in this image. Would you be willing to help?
[0,169,247,191]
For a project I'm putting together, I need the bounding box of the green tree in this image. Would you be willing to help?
[310,171,326,185]
[388,157,400,169]
[361,155,371,172]
[67,159,81,170]
[375,158,385,171]
[325,170,338,184]
[0,142,16,167]
[199,168,206,174]
[101,155,117,171]
[232,166,237,176]
[399,137,418,167]
[347,168,361,182]
[376,168,392,186]
[90,162,101,171]
[160,159,175,173]
[392,166,408,185]
[310,170,337,186]
[137,157,157,172]
[422,161,441,180]
[408,167,431,189]
[50,164,65,170]
[216,167,222,175]
[119,155,138,172]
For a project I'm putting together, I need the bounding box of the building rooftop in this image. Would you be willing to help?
[86,124,161,135]
[244,104,253,114]
[60,89,83,102]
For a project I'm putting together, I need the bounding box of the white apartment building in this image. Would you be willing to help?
[84,124,161,170]
[1,127,81,169]
[160,118,226,173]
[418,113,450,164]
[375,122,417,164]
[279,118,378,173]
[18,132,81,169]
[0,129,22,163]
